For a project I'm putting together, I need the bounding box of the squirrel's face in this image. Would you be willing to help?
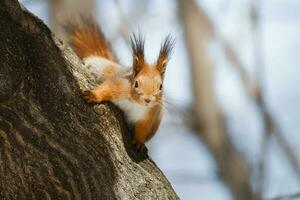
[131,66,163,107]
[129,34,174,107]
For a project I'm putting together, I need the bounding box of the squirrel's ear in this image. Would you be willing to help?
[156,35,174,77]
[130,33,145,76]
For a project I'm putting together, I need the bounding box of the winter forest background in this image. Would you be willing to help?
[20,0,300,199]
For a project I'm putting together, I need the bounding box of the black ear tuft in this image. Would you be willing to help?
[157,34,175,76]
[130,33,145,59]
[160,34,175,59]
[130,33,145,76]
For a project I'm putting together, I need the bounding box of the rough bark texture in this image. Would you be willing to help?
[0,1,178,199]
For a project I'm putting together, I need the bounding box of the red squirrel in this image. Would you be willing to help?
[66,19,174,151]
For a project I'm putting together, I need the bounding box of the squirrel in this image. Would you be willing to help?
[65,19,174,151]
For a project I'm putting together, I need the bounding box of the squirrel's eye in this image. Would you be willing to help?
[159,84,163,90]
[134,81,139,88]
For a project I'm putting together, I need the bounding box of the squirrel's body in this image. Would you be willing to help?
[66,19,173,150]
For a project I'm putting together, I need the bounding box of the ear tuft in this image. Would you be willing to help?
[130,33,145,76]
[157,34,175,76]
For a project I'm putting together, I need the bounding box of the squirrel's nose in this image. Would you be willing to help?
[145,99,151,104]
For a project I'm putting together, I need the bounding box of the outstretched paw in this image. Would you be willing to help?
[82,91,99,104]
[132,139,146,152]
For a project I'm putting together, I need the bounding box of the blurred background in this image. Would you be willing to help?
[20,0,300,199]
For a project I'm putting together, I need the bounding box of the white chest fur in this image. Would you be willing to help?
[112,99,149,123]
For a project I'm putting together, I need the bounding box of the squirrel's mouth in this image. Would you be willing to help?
[144,101,159,108]
[132,96,157,107]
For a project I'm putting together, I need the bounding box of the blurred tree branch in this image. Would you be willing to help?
[178,0,300,194]
[222,1,300,180]
[250,0,274,195]
[178,0,261,199]
[224,28,300,184]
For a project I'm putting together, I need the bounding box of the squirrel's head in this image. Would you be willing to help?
[129,34,174,107]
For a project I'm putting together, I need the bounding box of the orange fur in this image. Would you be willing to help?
[66,20,116,61]
[67,19,174,151]
[84,78,129,102]
[135,105,163,143]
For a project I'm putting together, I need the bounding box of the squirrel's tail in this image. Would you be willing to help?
[64,18,116,62]
[64,17,120,80]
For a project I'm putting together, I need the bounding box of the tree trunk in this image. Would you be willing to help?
[0,1,178,199]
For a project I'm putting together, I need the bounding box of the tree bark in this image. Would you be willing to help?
[0,1,178,199]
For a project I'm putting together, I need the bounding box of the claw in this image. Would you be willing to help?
[81,91,98,104]
[132,139,145,152]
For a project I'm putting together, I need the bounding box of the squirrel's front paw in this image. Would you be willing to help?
[82,91,99,103]
[132,139,146,152]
